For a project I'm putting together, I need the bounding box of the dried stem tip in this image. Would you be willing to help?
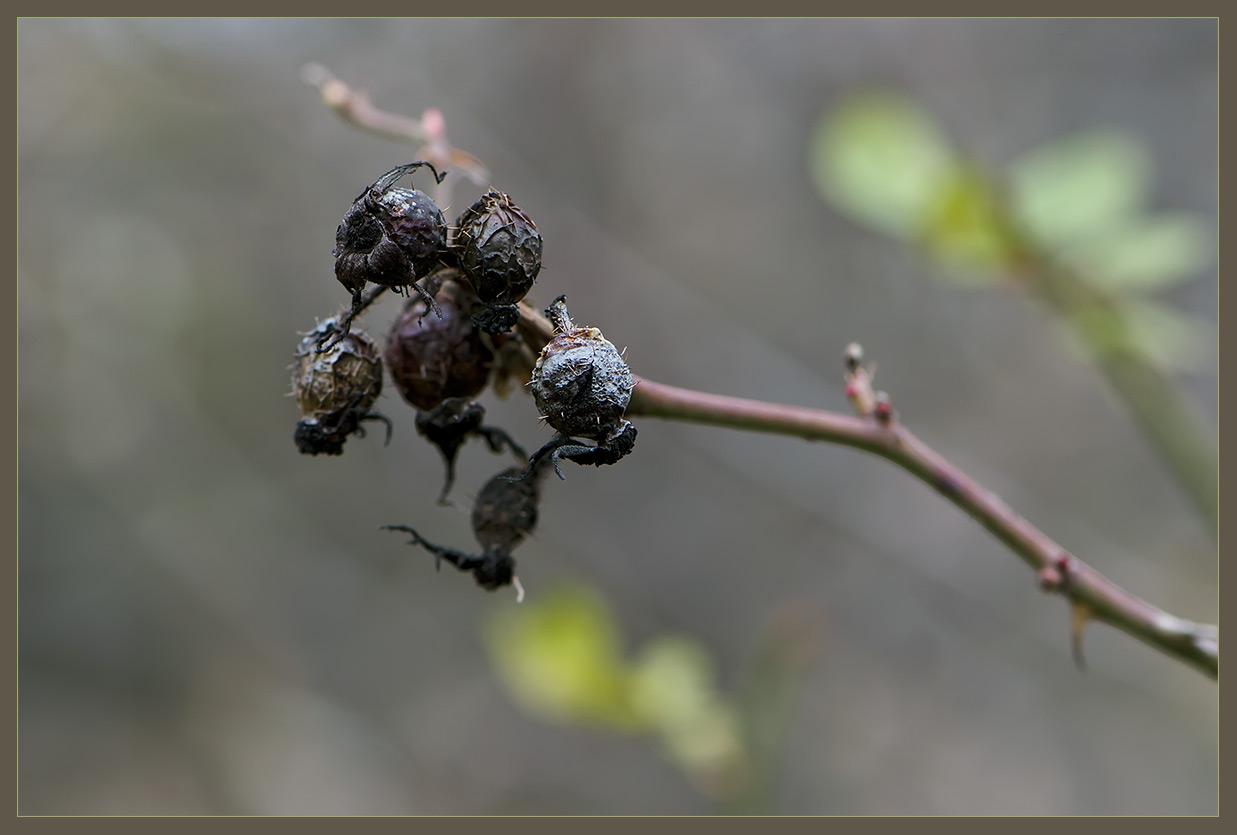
[844,342,865,373]
[547,295,575,333]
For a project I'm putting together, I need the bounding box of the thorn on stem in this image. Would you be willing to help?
[1070,603,1093,672]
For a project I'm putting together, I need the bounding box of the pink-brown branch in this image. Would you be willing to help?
[625,375,1218,679]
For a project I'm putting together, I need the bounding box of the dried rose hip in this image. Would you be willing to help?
[471,464,544,555]
[291,317,390,456]
[382,461,551,593]
[383,274,494,412]
[454,190,542,333]
[522,295,637,478]
[332,162,448,338]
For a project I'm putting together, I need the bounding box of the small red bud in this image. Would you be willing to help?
[1038,566,1062,592]
[874,392,893,424]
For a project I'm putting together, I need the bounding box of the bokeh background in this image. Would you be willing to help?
[18,19,1217,815]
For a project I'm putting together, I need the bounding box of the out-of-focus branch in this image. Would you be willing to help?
[980,201,1219,536]
[1025,256,1217,536]
[516,305,1218,679]
[302,63,490,224]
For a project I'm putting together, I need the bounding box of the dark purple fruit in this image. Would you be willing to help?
[334,162,447,297]
[383,275,493,412]
[471,465,544,555]
[381,463,549,593]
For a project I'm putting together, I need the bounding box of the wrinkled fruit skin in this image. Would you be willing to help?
[472,466,542,554]
[455,190,542,306]
[531,322,634,441]
[384,279,493,412]
[334,173,446,296]
[455,190,541,306]
[292,318,384,455]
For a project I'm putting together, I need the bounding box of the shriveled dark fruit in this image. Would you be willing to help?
[291,317,389,455]
[415,399,525,504]
[329,163,448,343]
[384,277,494,412]
[517,296,637,480]
[530,295,634,440]
[471,464,547,554]
[455,190,542,305]
[455,190,542,334]
[380,460,549,593]
[335,162,447,294]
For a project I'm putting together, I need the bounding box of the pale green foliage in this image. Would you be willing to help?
[1062,214,1213,292]
[919,166,1014,278]
[484,586,746,786]
[809,94,956,238]
[485,586,640,730]
[811,92,1214,370]
[630,638,744,778]
[1009,131,1151,246]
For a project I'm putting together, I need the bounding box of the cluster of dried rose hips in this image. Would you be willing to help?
[290,163,637,594]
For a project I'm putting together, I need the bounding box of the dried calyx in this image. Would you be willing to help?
[415,398,526,505]
[454,190,542,334]
[291,317,390,456]
[383,270,495,412]
[521,295,637,479]
[330,162,448,344]
[383,458,552,593]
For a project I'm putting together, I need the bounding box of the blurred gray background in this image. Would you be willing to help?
[18,19,1216,815]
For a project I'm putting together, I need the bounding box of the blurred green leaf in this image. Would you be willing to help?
[810,93,956,238]
[631,638,745,789]
[920,166,1017,282]
[1070,299,1212,372]
[1064,214,1213,292]
[1010,130,1151,246]
[630,638,719,732]
[484,586,643,730]
[1121,299,1214,371]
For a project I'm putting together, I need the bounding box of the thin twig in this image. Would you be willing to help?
[514,303,1218,679]
[303,63,490,190]
[632,380,1217,678]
